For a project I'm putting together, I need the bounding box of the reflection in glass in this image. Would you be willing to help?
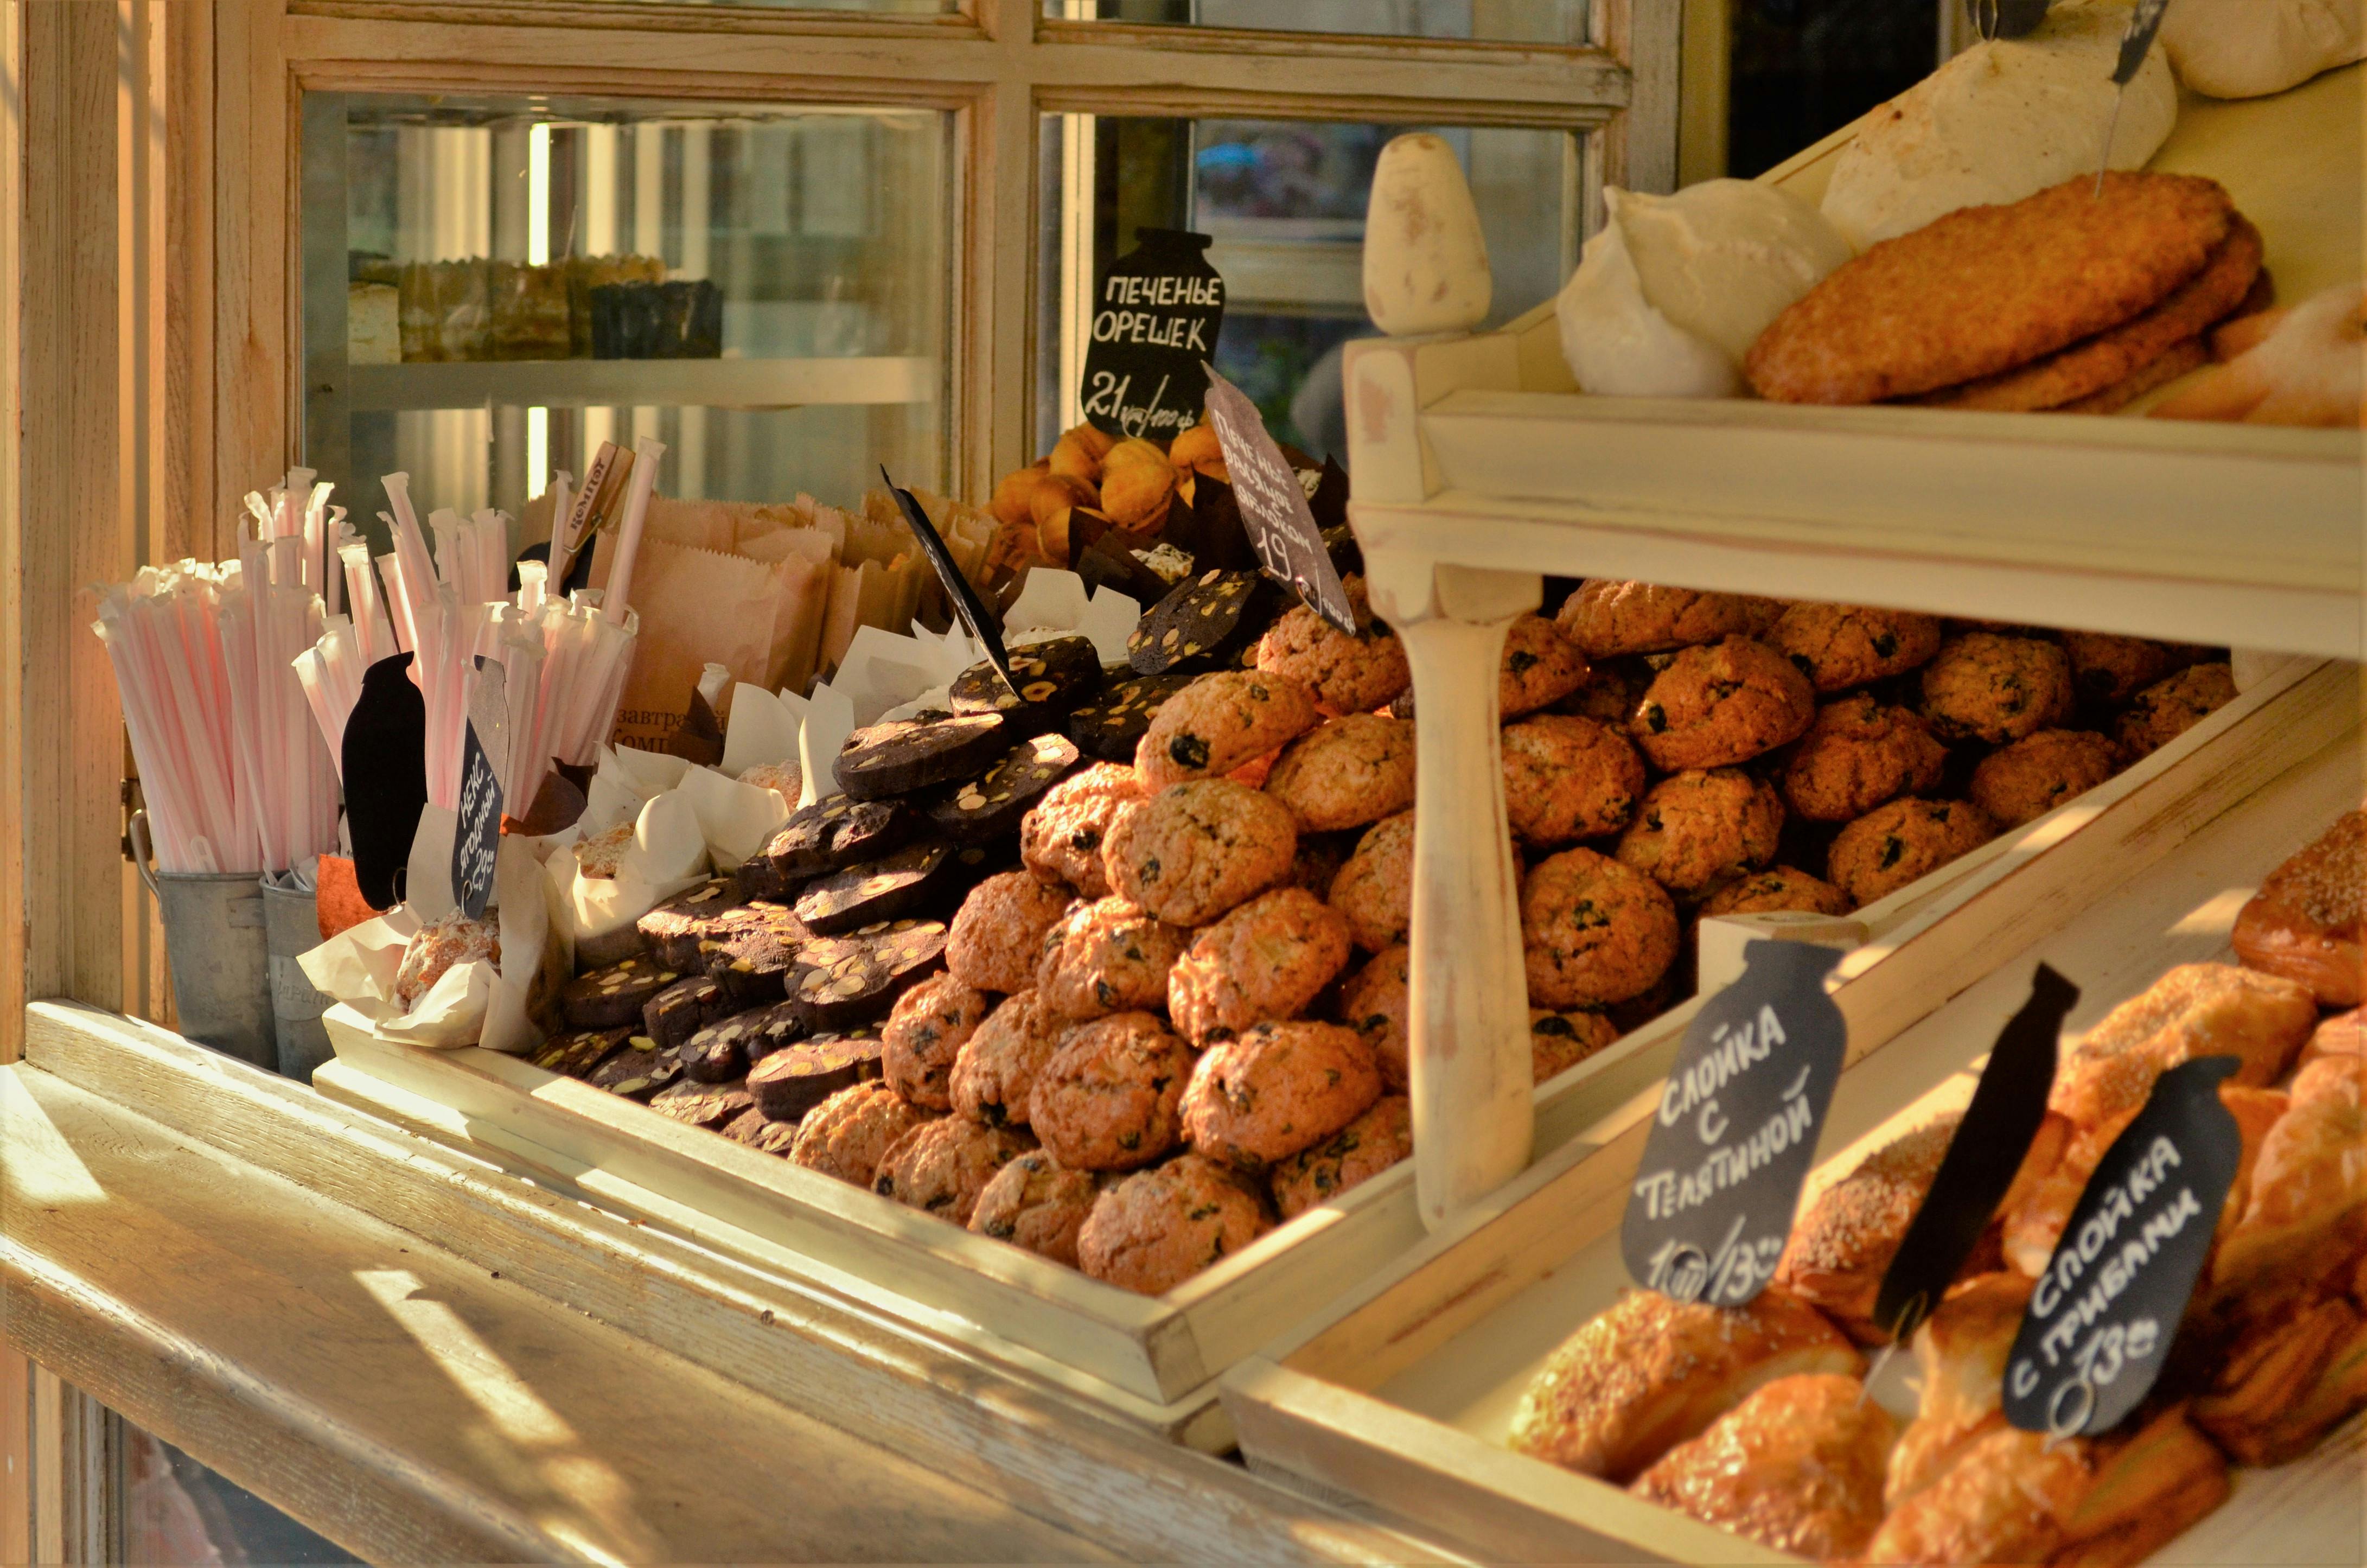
[305,93,949,542]
[1039,113,1576,460]
[1045,0,1588,43]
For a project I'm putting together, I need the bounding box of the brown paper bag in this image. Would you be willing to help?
[608,539,783,750]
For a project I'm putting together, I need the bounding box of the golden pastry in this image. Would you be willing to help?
[1775,1114,1959,1344]
[1885,1272,2031,1506]
[990,461,1052,530]
[1630,1373,1897,1560]
[2300,1005,2366,1067]
[1865,1424,2091,1566]
[1509,1287,1861,1483]
[2232,810,2367,1006]
[2193,1293,2367,1465]
[2052,1405,2231,1568]
[1096,437,1177,531]
[1049,422,1114,486]
[1168,420,1222,473]
[2211,1054,2367,1305]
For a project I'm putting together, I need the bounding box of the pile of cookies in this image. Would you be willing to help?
[1748,171,2270,416]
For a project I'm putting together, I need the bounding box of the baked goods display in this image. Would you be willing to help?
[1505,806,2367,1564]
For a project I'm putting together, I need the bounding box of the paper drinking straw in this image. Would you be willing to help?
[602,436,667,624]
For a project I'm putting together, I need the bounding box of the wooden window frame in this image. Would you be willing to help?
[3,0,1675,1053]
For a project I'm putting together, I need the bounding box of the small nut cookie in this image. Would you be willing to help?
[1501,715,1645,847]
[1036,896,1187,1020]
[1530,1009,1620,1082]
[1781,693,1950,823]
[946,871,1074,993]
[1969,729,2121,827]
[949,989,1066,1127]
[1183,1020,1383,1168]
[1827,798,1998,907]
[1254,576,1412,716]
[1028,1011,1195,1172]
[1019,763,1147,898]
[1167,888,1353,1046]
[1104,780,1297,926]
[1079,1153,1272,1295]
[789,1081,939,1188]
[873,1117,1037,1225]
[1263,715,1417,833]
[1613,769,1785,896]
[2060,632,2200,707]
[1555,581,1782,659]
[1134,670,1320,789]
[1521,847,1681,1008]
[1271,1095,1414,1220]
[968,1151,1103,1266]
[2114,662,2235,760]
[881,972,990,1110]
[1919,633,2076,745]
[1700,866,1854,917]
[1765,603,1943,693]
[1329,809,1414,953]
[1338,944,1414,1092]
[1498,614,1592,719]
[1631,637,1815,769]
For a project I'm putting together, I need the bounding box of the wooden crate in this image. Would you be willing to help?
[316,656,2352,1449]
[1223,698,2365,1561]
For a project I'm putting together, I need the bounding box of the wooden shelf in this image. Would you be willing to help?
[1345,64,2365,661]
[340,354,940,412]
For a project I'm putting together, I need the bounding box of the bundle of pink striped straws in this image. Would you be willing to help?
[93,472,346,874]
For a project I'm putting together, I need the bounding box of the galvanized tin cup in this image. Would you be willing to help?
[130,812,276,1069]
[261,870,334,1080]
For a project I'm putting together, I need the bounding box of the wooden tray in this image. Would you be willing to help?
[316,658,2351,1449]
[1223,687,2365,1560]
[1345,64,2365,660]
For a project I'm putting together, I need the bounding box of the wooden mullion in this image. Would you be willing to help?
[291,0,991,41]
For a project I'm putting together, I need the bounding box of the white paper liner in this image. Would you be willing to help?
[558,791,712,949]
[796,685,857,809]
[1002,569,1140,664]
[673,763,791,872]
[719,681,807,777]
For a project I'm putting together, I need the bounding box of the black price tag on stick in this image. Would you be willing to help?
[881,468,1017,700]
[450,659,507,921]
[1622,939,1849,1307]
[342,653,429,910]
[1080,228,1226,441]
[1875,964,2078,1342]
[1202,367,1359,635]
[2006,1054,2242,1439]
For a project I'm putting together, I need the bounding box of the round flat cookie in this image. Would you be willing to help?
[1128,570,1282,676]
[927,732,1082,845]
[588,1035,681,1101]
[640,974,731,1052]
[562,957,681,1030]
[1067,673,1194,762]
[788,918,948,1030]
[763,795,917,881]
[530,1027,630,1079]
[950,636,1105,735]
[834,712,1010,802]
[748,1029,886,1121]
[794,840,959,935]
[682,1001,802,1083]
[701,901,813,1009]
[649,1076,755,1130]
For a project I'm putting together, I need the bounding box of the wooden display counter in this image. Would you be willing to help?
[1224,701,2366,1565]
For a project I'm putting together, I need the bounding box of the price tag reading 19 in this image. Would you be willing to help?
[1620,940,1849,1307]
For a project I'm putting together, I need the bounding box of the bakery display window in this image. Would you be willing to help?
[302,92,952,545]
[1038,113,1580,457]
[1043,0,1590,43]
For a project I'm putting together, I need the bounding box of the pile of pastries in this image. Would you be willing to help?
[1509,810,2367,1566]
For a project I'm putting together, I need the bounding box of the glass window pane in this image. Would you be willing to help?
[1038,114,1575,460]
[1044,0,1588,45]
[303,92,950,549]
[122,1417,363,1565]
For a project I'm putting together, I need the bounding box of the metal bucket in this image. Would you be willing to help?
[130,812,276,1069]
[261,872,334,1080]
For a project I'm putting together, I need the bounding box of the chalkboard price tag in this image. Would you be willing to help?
[450,659,507,921]
[1080,228,1226,441]
[1201,367,1359,636]
[342,652,429,910]
[2006,1054,2243,1439]
[1622,939,1849,1307]
[1874,964,2077,1343]
[881,468,1017,700]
